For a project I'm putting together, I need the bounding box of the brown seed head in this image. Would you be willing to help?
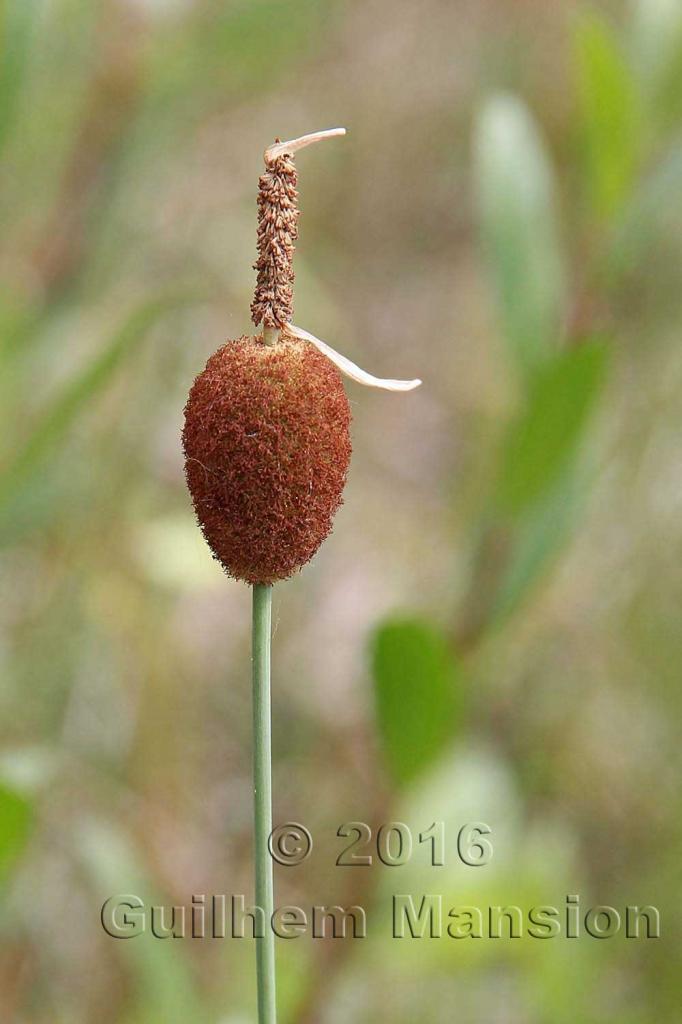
[182,334,352,585]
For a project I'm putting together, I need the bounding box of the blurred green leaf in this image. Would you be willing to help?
[147,0,336,109]
[0,781,32,883]
[492,469,583,623]
[79,822,208,1024]
[496,340,608,516]
[0,0,102,234]
[371,619,461,788]
[608,139,682,277]
[0,295,183,508]
[475,94,566,377]
[207,0,335,89]
[0,0,38,155]
[575,13,641,220]
[632,0,682,111]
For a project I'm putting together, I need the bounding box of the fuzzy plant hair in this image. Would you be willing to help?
[183,332,351,584]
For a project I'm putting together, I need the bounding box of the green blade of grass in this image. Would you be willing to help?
[0,295,186,508]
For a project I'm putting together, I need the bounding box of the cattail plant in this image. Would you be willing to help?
[182,128,420,1023]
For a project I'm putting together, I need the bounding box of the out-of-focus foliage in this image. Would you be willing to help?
[495,341,608,517]
[475,95,565,376]
[0,781,32,882]
[0,296,184,516]
[80,822,208,1024]
[372,618,461,786]
[1,1,682,1022]
[575,12,642,220]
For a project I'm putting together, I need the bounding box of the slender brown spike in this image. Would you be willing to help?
[250,154,298,329]
[250,129,346,331]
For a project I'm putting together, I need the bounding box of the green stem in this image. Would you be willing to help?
[252,583,277,1022]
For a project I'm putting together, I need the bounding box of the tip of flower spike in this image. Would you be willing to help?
[264,128,347,164]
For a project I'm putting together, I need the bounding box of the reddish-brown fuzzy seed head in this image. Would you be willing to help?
[182,334,352,584]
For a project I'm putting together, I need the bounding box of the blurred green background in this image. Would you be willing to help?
[1,0,682,1021]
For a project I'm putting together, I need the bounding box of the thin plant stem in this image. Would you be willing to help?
[252,583,276,1023]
